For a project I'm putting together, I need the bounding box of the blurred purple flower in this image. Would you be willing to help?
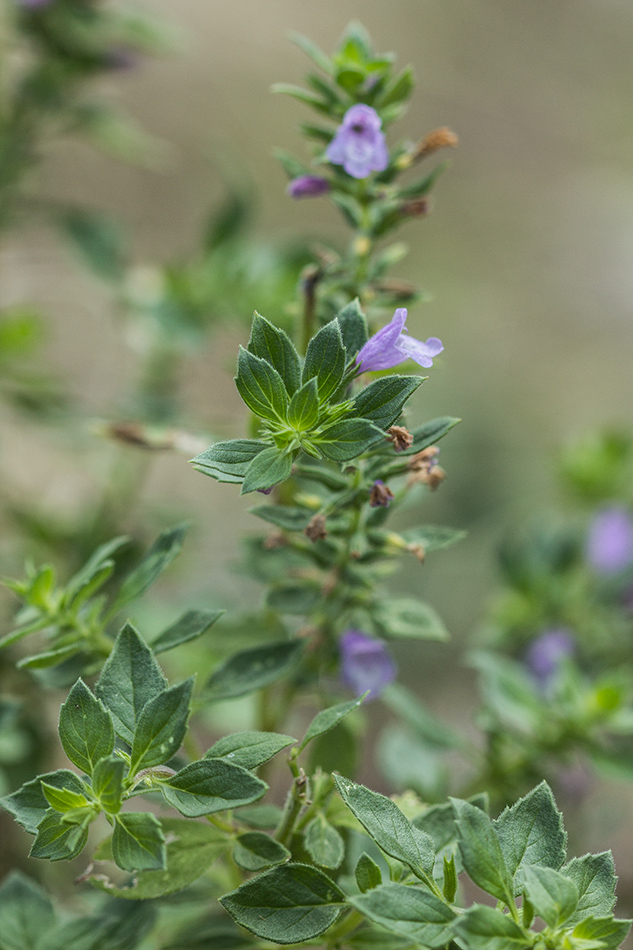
[356,308,443,372]
[326,104,389,179]
[286,175,330,199]
[17,0,52,7]
[369,480,394,508]
[525,628,575,686]
[340,630,396,699]
[586,505,633,575]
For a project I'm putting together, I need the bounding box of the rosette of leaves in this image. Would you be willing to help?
[0,524,222,679]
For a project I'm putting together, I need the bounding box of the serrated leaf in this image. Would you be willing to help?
[302,320,347,401]
[205,640,304,701]
[375,597,448,641]
[493,781,567,893]
[299,695,366,752]
[91,819,227,901]
[129,677,194,773]
[151,608,224,654]
[0,871,55,950]
[236,347,289,422]
[41,782,89,813]
[352,376,423,430]
[412,794,488,850]
[0,769,86,834]
[112,812,166,871]
[91,755,126,814]
[95,622,167,745]
[336,299,368,357]
[59,679,115,775]
[162,758,267,817]
[220,863,345,944]
[204,731,296,770]
[241,447,293,494]
[334,775,435,880]
[30,809,89,861]
[571,916,632,950]
[288,377,320,431]
[233,832,291,871]
[112,524,187,611]
[349,883,455,948]
[562,852,617,925]
[316,419,383,462]
[454,905,529,950]
[304,815,345,868]
[523,865,578,928]
[248,313,301,397]
[191,439,267,482]
[355,852,382,892]
[451,798,514,905]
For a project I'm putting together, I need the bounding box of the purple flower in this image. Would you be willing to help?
[326,104,389,179]
[356,308,444,372]
[340,630,396,699]
[17,0,52,7]
[586,505,633,575]
[525,628,575,687]
[287,175,330,199]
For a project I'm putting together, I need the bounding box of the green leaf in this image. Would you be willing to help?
[522,865,578,929]
[334,775,435,880]
[91,755,126,814]
[30,809,89,861]
[248,313,301,397]
[355,852,382,892]
[443,854,458,903]
[236,346,289,422]
[454,905,530,950]
[40,782,89,813]
[352,376,424,430]
[302,319,347,401]
[44,900,157,950]
[570,916,632,950]
[336,299,368,357]
[493,781,567,894]
[112,524,187,611]
[304,815,345,869]
[64,536,128,606]
[381,683,463,750]
[412,794,488,850]
[378,65,415,108]
[299,695,366,752]
[562,852,617,925]
[399,416,461,455]
[349,883,455,948]
[238,804,284,829]
[162,758,267,817]
[289,31,333,74]
[0,871,54,950]
[151,608,224,654]
[288,378,320,431]
[112,812,166,871]
[241,447,293,494]
[205,640,304,701]
[266,581,322,614]
[95,622,167,745]
[316,419,384,462]
[92,819,227,900]
[192,439,267,482]
[398,163,449,200]
[233,832,291,871]
[249,505,314,531]
[204,731,296,770]
[400,526,467,554]
[451,798,514,905]
[59,679,115,775]
[220,863,345,944]
[60,209,127,282]
[1,769,86,834]
[375,597,448,641]
[129,677,194,774]
[270,83,331,113]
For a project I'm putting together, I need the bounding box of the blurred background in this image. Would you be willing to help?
[2,0,633,880]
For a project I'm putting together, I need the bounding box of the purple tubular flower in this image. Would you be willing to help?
[340,630,396,699]
[586,505,633,575]
[287,175,330,199]
[326,104,389,179]
[355,308,444,372]
[525,628,575,687]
